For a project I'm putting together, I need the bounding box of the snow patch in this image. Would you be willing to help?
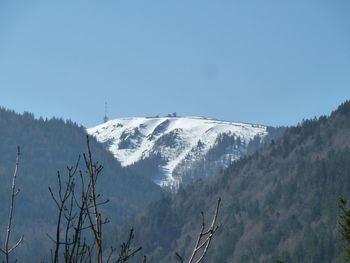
[87,117,267,189]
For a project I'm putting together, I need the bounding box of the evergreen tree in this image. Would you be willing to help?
[338,195,350,261]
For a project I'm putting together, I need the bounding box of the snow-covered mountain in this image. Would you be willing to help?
[87,117,283,190]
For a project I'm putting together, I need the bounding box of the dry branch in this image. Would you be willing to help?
[47,136,142,263]
[176,198,221,263]
[0,146,24,263]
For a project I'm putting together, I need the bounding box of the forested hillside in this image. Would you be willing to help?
[121,101,350,263]
[0,108,163,261]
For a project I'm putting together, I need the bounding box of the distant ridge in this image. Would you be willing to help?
[122,101,350,263]
[88,116,284,189]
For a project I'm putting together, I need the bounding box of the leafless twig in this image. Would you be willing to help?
[176,198,221,263]
[115,228,142,263]
[0,146,24,263]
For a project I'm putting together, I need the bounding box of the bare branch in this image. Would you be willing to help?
[116,228,142,263]
[46,233,57,244]
[8,236,24,254]
[187,198,221,263]
[1,146,24,263]
[106,247,117,263]
[47,137,116,263]
[176,252,184,263]
[46,136,145,263]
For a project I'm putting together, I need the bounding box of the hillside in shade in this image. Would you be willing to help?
[118,101,350,263]
[0,108,163,262]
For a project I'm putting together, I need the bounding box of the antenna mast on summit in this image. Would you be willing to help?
[103,102,108,123]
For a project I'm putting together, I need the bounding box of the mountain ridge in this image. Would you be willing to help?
[87,116,284,189]
[116,101,350,263]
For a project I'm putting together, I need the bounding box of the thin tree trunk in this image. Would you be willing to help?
[1,147,23,263]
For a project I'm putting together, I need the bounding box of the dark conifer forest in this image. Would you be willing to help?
[116,101,350,263]
[0,108,163,261]
[1,101,350,262]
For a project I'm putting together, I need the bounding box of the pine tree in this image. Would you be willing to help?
[338,195,350,261]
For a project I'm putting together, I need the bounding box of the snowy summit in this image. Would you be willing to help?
[87,116,270,190]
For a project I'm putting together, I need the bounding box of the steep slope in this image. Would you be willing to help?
[88,117,283,190]
[0,108,163,262]
[121,101,350,263]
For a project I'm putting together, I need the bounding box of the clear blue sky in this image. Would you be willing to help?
[0,0,349,127]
